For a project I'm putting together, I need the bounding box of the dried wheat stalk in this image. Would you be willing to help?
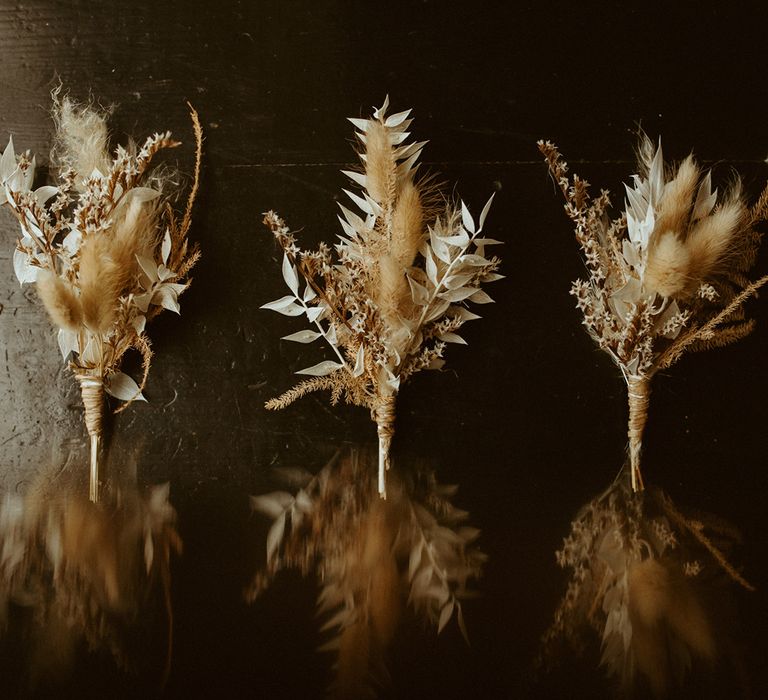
[0,92,202,502]
[247,446,484,697]
[540,137,768,491]
[263,97,502,498]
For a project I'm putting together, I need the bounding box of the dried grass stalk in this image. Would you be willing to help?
[0,92,203,502]
[540,137,768,490]
[262,98,503,497]
[247,445,485,697]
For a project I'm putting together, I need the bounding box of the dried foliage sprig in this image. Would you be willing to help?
[247,446,485,698]
[0,94,203,501]
[0,477,180,684]
[539,137,768,491]
[263,97,502,497]
[540,473,750,697]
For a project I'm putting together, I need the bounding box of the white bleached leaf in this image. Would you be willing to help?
[478,192,495,230]
[34,185,58,206]
[469,289,494,304]
[409,542,423,580]
[473,237,503,246]
[385,109,411,128]
[260,295,304,316]
[132,314,146,334]
[451,306,481,322]
[341,169,366,188]
[0,137,15,181]
[133,292,152,313]
[439,287,479,302]
[425,299,451,322]
[408,275,429,305]
[692,171,717,220]
[347,117,370,132]
[282,253,299,295]
[250,492,294,519]
[281,329,321,343]
[461,201,475,234]
[442,231,471,247]
[425,248,438,285]
[427,357,445,370]
[62,229,82,254]
[153,286,181,313]
[136,254,159,283]
[305,306,324,323]
[57,329,79,359]
[373,95,390,120]
[105,372,146,402]
[440,332,467,345]
[161,230,172,265]
[13,248,38,284]
[343,188,374,216]
[303,283,317,303]
[296,360,344,376]
[353,344,365,377]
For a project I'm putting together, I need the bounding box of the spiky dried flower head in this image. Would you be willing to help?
[247,445,484,697]
[540,136,768,490]
[262,98,503,497]
[0,91,203,501]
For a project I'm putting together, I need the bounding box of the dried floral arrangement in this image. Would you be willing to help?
[539,137,768,491]
[262,97,502,497]
[0,471,180,686]
[247,446,484,698]
[540,475,751,697]
[538,137,767,695]
[0,93,202,502]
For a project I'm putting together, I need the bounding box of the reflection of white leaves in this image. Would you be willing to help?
[104,371,146,402]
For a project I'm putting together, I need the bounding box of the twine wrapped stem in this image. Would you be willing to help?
[78,375,104,503]
[627,374,650,493]
[372,395,396,499]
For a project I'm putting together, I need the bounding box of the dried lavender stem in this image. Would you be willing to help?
[626,374,650,492]
[78,375,103,503]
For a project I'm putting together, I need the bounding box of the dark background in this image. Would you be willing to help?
[1,1,767,698]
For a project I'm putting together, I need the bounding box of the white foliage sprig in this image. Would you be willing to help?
[540,137,768,490]
[0,94,203,501]
[246,446,485,697]
[263,98,502,497]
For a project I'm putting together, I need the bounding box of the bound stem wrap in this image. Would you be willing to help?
[372,395,396,499]
[77,375,104,503]
[627,374,650,493]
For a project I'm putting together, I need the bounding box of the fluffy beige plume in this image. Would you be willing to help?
[36,271,83,332]
[654,156,698,236]
[52,95,111,182]
[685,198,743,285]
[628,558,715,697]
[377,253,413,327]
[644,232,692,298]
[78,200,156,334]
[364,121,395,204]
[391,180,424,268]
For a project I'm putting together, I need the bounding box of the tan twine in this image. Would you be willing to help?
[627,374,650,493]
[372,395,396,499]
[77,375,104,503]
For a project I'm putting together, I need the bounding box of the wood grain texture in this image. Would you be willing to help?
[0,1,767,697]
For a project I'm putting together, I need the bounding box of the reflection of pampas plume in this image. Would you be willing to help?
[247,446,485,697]
[540,471,750,697]
[0,473,181,688]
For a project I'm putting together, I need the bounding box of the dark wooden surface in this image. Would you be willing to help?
[1,1,768,697]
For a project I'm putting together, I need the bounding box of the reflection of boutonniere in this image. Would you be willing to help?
[540,136,768,491]
[0,92,202,502]
[262,98,502,498]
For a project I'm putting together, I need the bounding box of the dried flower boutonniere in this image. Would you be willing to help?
[263,98,502,497]
[539,136,768,491]
[0,94,202,502]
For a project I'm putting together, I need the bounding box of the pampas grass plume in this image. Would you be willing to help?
[36,271,82,332]
[364,121,395,204]
[53,95,111,182]
[391,179,423,268]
